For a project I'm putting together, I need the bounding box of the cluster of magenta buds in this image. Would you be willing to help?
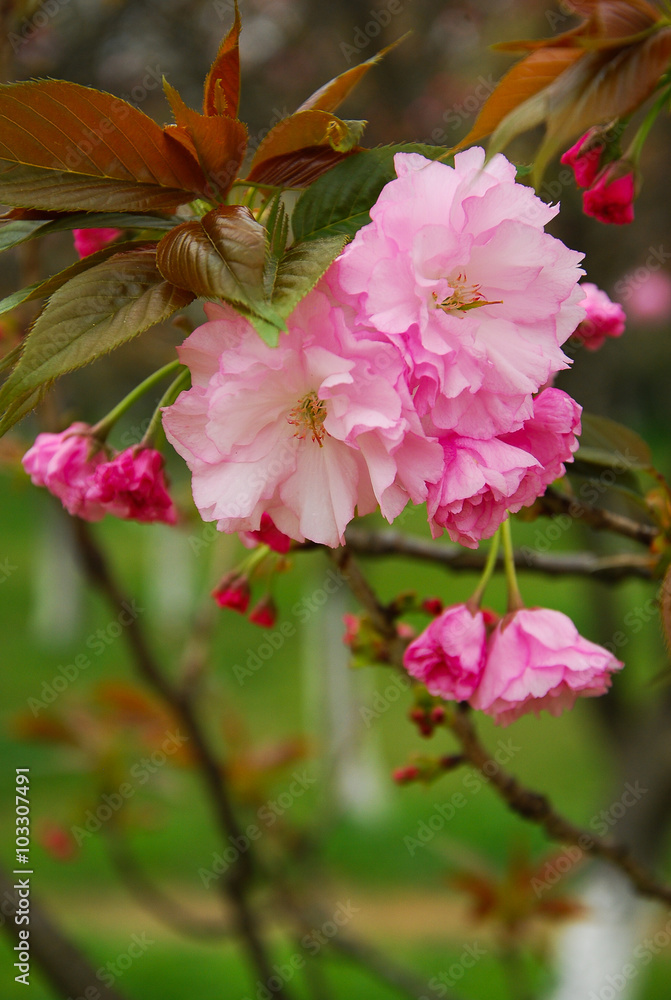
[211,529,291,628]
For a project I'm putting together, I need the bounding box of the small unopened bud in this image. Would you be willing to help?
[212,572,250,613]
[249,595,278,629]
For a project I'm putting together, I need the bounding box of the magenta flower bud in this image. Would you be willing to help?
[248,595,278,629]
[212,572,251,613]
[22,423,108,520]
[583,165,636,225]
[560,129,606,189]
[87,447,177,524]
[73,228,122,258]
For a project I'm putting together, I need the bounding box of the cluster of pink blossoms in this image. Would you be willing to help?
[22,424,176,525]
[403,603,623,726]
[165,148,591,549]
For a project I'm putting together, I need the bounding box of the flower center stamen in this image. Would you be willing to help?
[287,390,328,447]
[433,272,502,314]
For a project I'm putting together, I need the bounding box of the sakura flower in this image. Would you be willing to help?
[73,227,122,258]
[471,608,623,726]
[583,164,636,225]
[427,389,581,547]
[162,289,443,548]
[403,603,488,701]
[335,148,585,439]
[571,283,626,351]
[22,423,108,520]
[87,447,177,524]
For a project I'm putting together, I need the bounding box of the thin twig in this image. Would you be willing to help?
[448,705,671,908]
[72,519,293,999]
[334,542,671,911]
[342,527,655,582]
[539,488,658,546]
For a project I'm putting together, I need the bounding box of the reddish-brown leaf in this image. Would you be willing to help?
[155,205,273,315]
[246,147,359,189]
[497,0,659,51]
[246,111,364,185]
[533,26,671,178]
[164,80,247,199]
[203,0,241,117]
[453,48,584,151]
[0,79,207,212]
[296,36,407,115]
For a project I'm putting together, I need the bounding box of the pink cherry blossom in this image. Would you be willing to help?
[427,388,581,547]
[335,147,585,439]
[571,283,626,351]
[162,288,443,548]
[560,130,605,188]
[403,603,488,701]
[73,228,122,258]
[470,608,623,726]
[22,423,108,520]
[583,166,635,225]
[87,447,177,524]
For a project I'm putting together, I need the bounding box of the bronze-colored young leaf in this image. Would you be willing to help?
[496,0,660,51]
[164,80,247,198]
[453,48,584,152]
[203,0,241,117]
[246,110,365,184]
[530,26,671,181]
[0,248,194,435]
[0,80,207,212]
[296,36,407,115]
[156,205,281,326]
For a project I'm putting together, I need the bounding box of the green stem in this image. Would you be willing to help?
[140,368,191,448]
[628,82,671,164]
[469,530,501,609]
[501,518,524,613]
[92,360,182,441]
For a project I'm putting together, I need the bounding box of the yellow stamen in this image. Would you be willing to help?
[287,390,328,447]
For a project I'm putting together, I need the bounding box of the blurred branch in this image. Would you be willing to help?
[342,527,655,582]
[333,542,671,910]
[106,828,232,941]
[448,705,671,908]
[0,863,130,1000]
[539,488,658,546]
[71,519,293,1000]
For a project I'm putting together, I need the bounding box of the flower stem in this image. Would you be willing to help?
[628,83,671,164]
[501,518,524,613]
[141,367,191,448]
[92,360,182,441]
[469,530,501,609]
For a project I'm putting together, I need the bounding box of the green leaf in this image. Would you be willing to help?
[292,144,452,242]
[578,412,652,471]
[0,239,153,316]
[250,235,347,346]
[0,211,177,256]
[0,247,194,435]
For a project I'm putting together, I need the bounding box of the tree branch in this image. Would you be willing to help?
[71,519,293,1000]
[448,705,671,908]
[342,527,655,582]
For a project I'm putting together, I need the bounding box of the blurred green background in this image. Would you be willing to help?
[2,1,671,998]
